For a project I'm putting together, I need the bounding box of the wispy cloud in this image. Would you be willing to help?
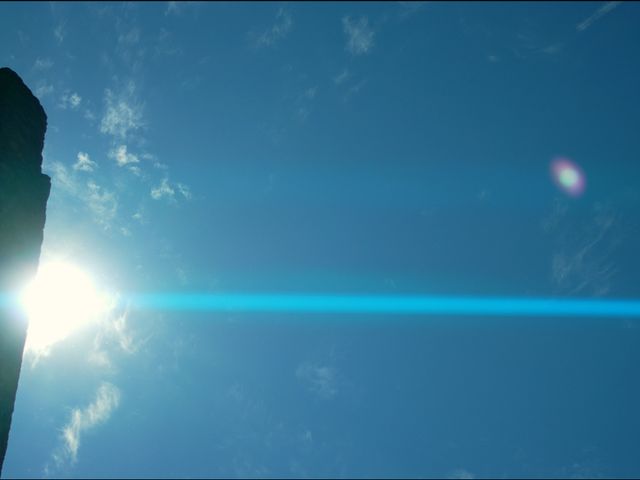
[164,1,201,17]
[296,363,337,399]
[73,152,97,172]
[150,178,192,202]
[109,144,140,167]
[398,1,428,19]
[100,87,144,140]
[165,1,180,16]
[448,469,475,480]
[118,27,140,47]
[342,16,375,55]
[577,1,621,32]
[48,161,78,195]
[545,201,621,297]
[53,21,66,44]
[33,57,54,70]
[89,311,139,369]
[303,86,317,100]
[54,383,120,465]
[49,160,120,229]
[333,68,350,85]
[34,82,54,99]
[87,181,118,229]
[59,91,82,110]
[345,78,367,101]
[151,178,175,200]
[541,43,564,55]
[176,182,192,200]
[255,8,293,48]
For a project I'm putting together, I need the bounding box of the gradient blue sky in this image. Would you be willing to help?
[2,1,640,478]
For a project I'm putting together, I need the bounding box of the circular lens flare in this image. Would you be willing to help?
[551,157,586,197]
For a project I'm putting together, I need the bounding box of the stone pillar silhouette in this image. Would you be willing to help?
[0,67,51,474]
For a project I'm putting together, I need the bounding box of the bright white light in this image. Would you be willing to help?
[20,261,111,355]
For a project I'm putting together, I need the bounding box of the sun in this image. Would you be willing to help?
[20,261,111,354]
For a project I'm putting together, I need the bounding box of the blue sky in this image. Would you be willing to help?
[2,1,640,478]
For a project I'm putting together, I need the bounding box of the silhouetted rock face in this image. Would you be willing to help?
[0,67,50,473]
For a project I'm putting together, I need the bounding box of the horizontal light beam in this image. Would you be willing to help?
[4,292,640,318]
[124,293,640,318]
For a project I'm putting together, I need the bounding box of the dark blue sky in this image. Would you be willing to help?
[2,2,640,478]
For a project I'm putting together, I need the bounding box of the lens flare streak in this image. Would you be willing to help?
[4,292,640,319]
[126,293,640,318]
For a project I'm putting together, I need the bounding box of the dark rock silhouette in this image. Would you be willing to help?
[0,67,50,474]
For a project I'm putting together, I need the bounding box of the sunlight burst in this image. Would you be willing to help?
[20,261,111,355]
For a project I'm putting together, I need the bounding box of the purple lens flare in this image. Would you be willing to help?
[550,157,586,197]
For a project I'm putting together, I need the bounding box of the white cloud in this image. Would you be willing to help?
[100,88,144,140]
[151,178,191,201]
[109,144,140,167]
[342,16,375,55]
[33,57,54,70]
[448,469,475,479]
[296,363,337,399]
[87,181,118,229]
[56,383,120,464]
[345,79,367,100]
[177,183,192,200]
[48,162,120,229]
[151,178,175,200]
[59,92,82,110]
[333,68,350,85]
[54,22,66,44]
[541,44,563,55]
[73,152,97,172]
[398,1,428,19]
[89,310,137,369]
[165,1,180,15]
[118,27,140,47]
[48,161,78,195]
[164,1,200,16]
[546,201,619,297]
[34,83,54,99]
[256,8,293,47]
[577,1,621,31]
[303,87,317,100]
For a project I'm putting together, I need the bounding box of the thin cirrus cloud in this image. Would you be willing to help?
[150,178,192,201]
[73,152,97,172]
[255,8,292,48]
[333,68,350,85]
[109,144,139,167]
[34,83,54,99]
[59,92,82,110]
[98,83,191,196]
[33,57,54,70]
[53,382,121,466]
[544,200,620,297]
[48,161,119,230]
[296,362,338,399]
[86,181,118,229]
[342,16,375,55]
[100,88,144,140]
[448,469,475,480]
[576,1,621,31]
[53,22,65,44]
[89,312,138,370]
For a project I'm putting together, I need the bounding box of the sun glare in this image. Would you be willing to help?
[20,261,111,354]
